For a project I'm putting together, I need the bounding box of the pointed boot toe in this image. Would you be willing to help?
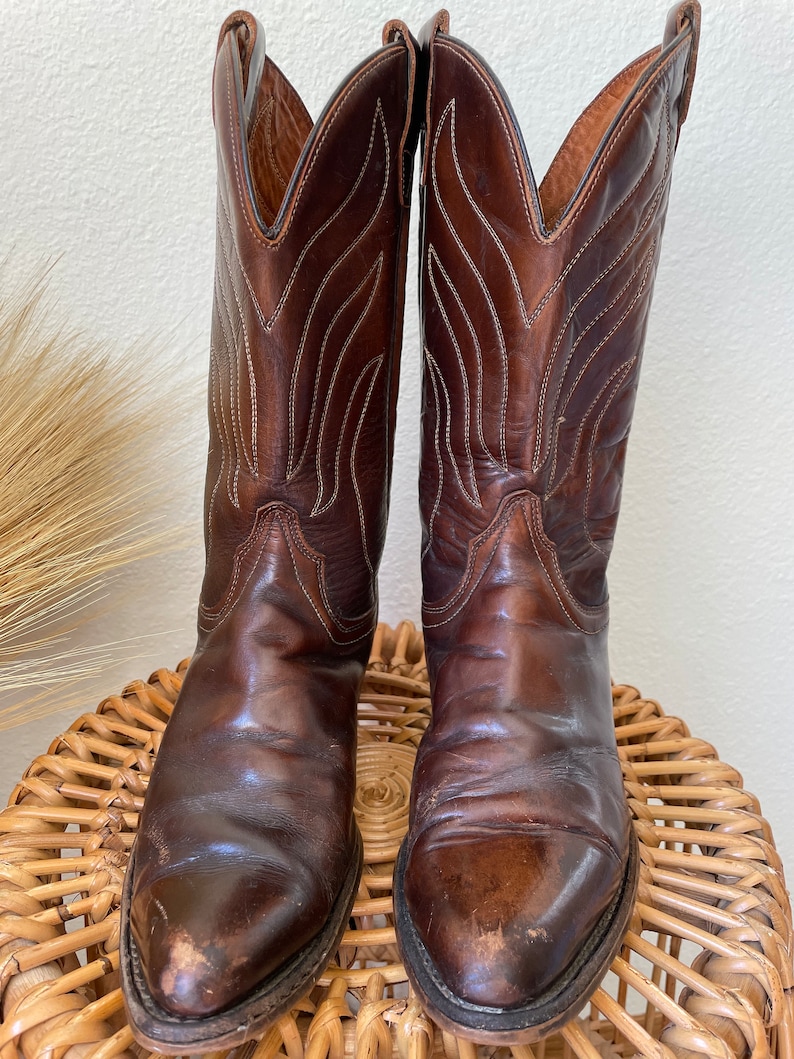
[130,864,333,1019]
[400,831,632,1014]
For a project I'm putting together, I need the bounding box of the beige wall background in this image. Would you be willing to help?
[1,1,792,878]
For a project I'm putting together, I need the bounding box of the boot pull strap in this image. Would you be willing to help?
[418,10,450,185]
[383,19,423,207]
[214,10,267,135]
[664,0,701,127]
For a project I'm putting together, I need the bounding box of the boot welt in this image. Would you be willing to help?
[393,825,639,1045]
[120,826,363,1052]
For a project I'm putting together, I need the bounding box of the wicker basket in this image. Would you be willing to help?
[0,621,791,1059]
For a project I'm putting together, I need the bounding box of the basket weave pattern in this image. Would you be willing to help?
[0,621,791,1058]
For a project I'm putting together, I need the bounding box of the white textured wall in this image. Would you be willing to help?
[1,0,792,886]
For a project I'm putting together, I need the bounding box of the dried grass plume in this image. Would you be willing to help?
[0,266,186,728]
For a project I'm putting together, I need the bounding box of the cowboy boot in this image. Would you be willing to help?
[394,3,700,1043]
[120,11,420,1051]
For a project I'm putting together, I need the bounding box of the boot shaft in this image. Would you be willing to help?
[204,14,419,627]
[419,4,699,609]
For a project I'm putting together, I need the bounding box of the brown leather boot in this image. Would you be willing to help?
[394,3,700,1044]
[120,11,420,1052]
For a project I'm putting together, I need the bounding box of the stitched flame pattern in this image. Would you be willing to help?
[421,36,685,607]
[202,40,406,624]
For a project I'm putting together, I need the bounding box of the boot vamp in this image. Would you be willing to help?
[405,687,629,1009]
[408,493,630,1007]
[130,624,359,1018]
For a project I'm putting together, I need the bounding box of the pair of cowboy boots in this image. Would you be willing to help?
[120,4,700,1051]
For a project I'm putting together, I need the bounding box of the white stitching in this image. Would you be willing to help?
[557,49,683,231]
[421,349,445,560]
[213,266,244,505]
[212,269,240,506]
[287,103,390,477]
[313,351,383,517]
[435,42,538,238]
[532,88,671,470]
[426,244,488,461]
[350,359,384,579]
[207,344,225,548]
[427,246,482,502]
[545,358,637,502]
[278,99,389,334]
[217,202,258,476]
[434,35,686,248]
[523,503,609,635]
[280,511,374,637]
[561,248,655,418]
[543,241,657,482]
[224,48,400,250]
[583,359,636,555]
[307,255,384,502]
[217,179,272,339]
[541,52,655,207]
[198,510,276,631]
[447,102,530,328]
[423,496,524,624]
[431,99,508,468]
[425,348,479,508]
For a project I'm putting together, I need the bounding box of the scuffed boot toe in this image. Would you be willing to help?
[402,830,627,1011]
[130,867,325,1018]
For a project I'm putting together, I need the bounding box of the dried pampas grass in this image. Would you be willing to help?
[0,266,187,728]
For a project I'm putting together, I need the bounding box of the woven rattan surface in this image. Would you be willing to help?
[0,621,791,1059]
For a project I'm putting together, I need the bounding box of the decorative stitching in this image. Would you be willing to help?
[207,345,226,548]
[213,267,244,505]
[427,246,481,504]
[421,349,445,560]
[212,269,241,507]
[434,42,538,239]
[278,100,389,336]
[435,34,686,245]
[523,503,609,634]
[543,241,657,483]
[287,103,390,478]
[216,204,258,476]
[261,97,289,189]
[545,358,637,501]
[431,99,508,469]
[350,359,384,579]
[447,103,531,328]
[280,512,375,638]
[422,499,519,627]
[527,498,607,616]
[425,345,480,509]
[217,179,272,340]
[558,51,682,231]
[423,494,526,617]
[560,248,655,419]
[427,245,488,461]
[296,254,383,481]
[541,51,655,203]
[312,352,383,518]
[532,87,671,470]
[309,256,384,505]
[583,359,637,555]
[198,510,276,631]
[223,44,399,249]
